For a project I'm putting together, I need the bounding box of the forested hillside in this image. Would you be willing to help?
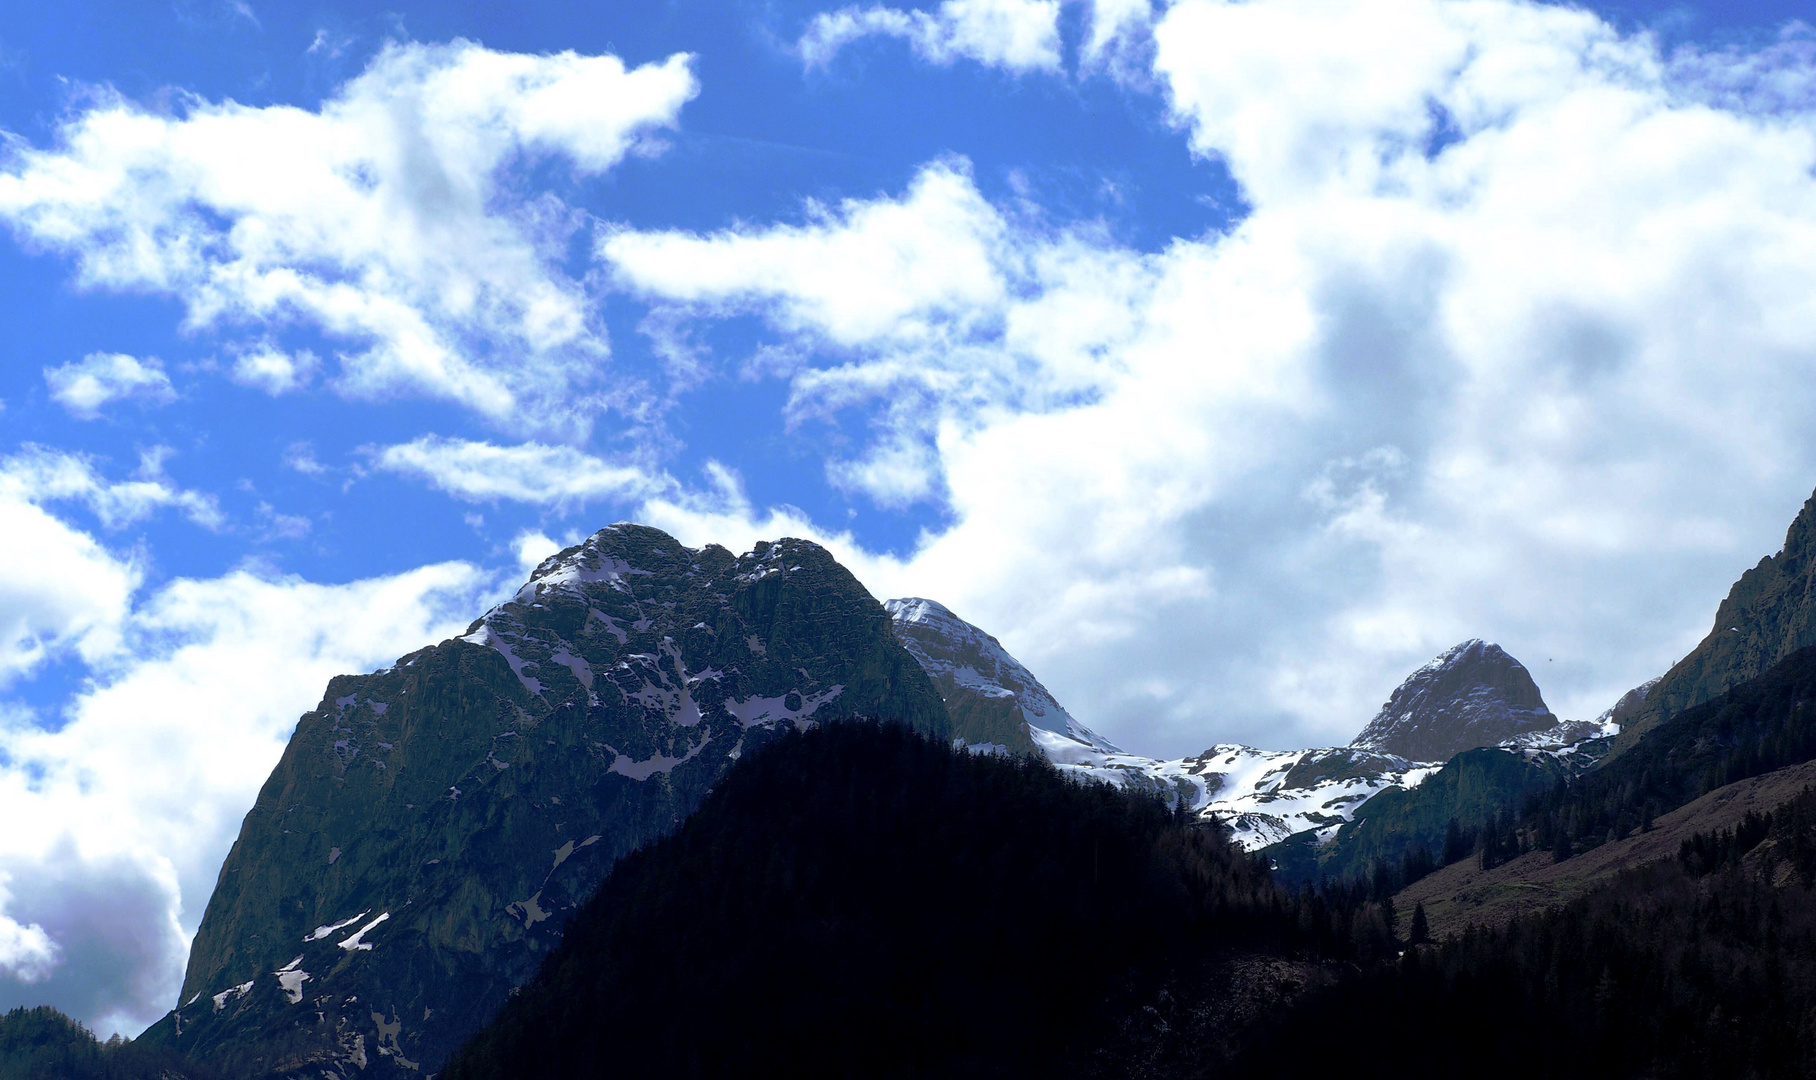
[442,720,1304,1079]
[0,1007,209,1080]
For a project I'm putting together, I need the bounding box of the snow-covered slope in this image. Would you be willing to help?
[1038,739,1444,849]
[885,610,1610,850]
[887,599,1443,849]
[885,597,1119,757]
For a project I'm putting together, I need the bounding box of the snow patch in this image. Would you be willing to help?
[212,980,254,1012]
[726,685,845,728]
[338,911,389,951]
[276,968,309,1005]
[508,891,550,926]
[609,733,713,781]
[306,911,368,942]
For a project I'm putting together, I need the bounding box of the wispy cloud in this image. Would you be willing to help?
[43,353,176,420]
[370,436,667,506]
[799,0,1062,71]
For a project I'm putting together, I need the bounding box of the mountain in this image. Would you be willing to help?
[139,525,950,1078]
[1264,746,1576,889]
[883,602,1601,850]
[881,597,1444,847]
[1350,639,1560,760]
[1025,640,1590,851]
[1625,485,1816,735]
[884,596,1120,757]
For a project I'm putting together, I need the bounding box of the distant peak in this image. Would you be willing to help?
[1352,639,1557,762]
[884,597,958,624]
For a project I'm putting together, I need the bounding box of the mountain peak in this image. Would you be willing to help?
[1351,640,1558,761]
[883,597,1120,756]
[1624,484,1816,734]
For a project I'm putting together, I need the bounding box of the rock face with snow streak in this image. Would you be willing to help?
[885,597,1121,757]
[1350,639,1559,762]
[142,525,949,1078]
[880,598,1442,849]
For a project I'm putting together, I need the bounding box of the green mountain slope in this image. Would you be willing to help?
[1265,747,1573,888]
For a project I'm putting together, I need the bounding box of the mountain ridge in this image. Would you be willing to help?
[141,524,951,1077]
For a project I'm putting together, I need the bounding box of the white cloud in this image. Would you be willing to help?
[605,160,1147,502]
[0,882,59,985]
[230,345,319,395]
[0,42,698,435]
[0,446,223,531]
[0,447,224,682]
[1081,0,1153,71]
[511,530,561,574]
[601,0,1816,758]
[0,556,495,1034]
[800,0,1062,72]
[371,435,665,506]
[43,353,177,419]
[282,442,326,476]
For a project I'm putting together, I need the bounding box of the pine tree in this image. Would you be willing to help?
[1408,901,1429,946]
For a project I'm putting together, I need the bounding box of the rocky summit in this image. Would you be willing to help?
[1350,639,1559,761]
[140,524,950,1079]
[1626,485,1816,735]
[883,598,1443,848]
[885,596,1121,757]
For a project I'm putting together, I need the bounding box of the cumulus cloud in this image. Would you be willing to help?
[0,41,698,434]
[605,160,1149,503]
[0,553,496,1034]
[0,882,59,985]
[0,447,223,681]
[43,353,177,419]
[230,345,319,395]
[371,435,665,506]
[600,0,1816,757]
[799,0,1062,71]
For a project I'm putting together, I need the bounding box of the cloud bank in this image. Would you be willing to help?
[606,0,1816,757]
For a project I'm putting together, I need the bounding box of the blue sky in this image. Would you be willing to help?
[4,0,1816,1035]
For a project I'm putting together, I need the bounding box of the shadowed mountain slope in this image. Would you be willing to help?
[1627,485,1816,737]
[441,722,1292,1080]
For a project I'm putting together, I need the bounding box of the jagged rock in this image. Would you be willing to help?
[139,525,949,1078]
[884,599,1444,848]
[1350,640,1558,761]
[884,597,1119,757]
[1627,486,1816,735]
[1596,677,1661,729]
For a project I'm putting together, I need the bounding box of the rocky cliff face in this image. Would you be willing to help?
[884,597,1120,757]
[881,599,1454,847]
[1350,640,1559,761]
[140,525,950,1078]
[1628,487,1816,735]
